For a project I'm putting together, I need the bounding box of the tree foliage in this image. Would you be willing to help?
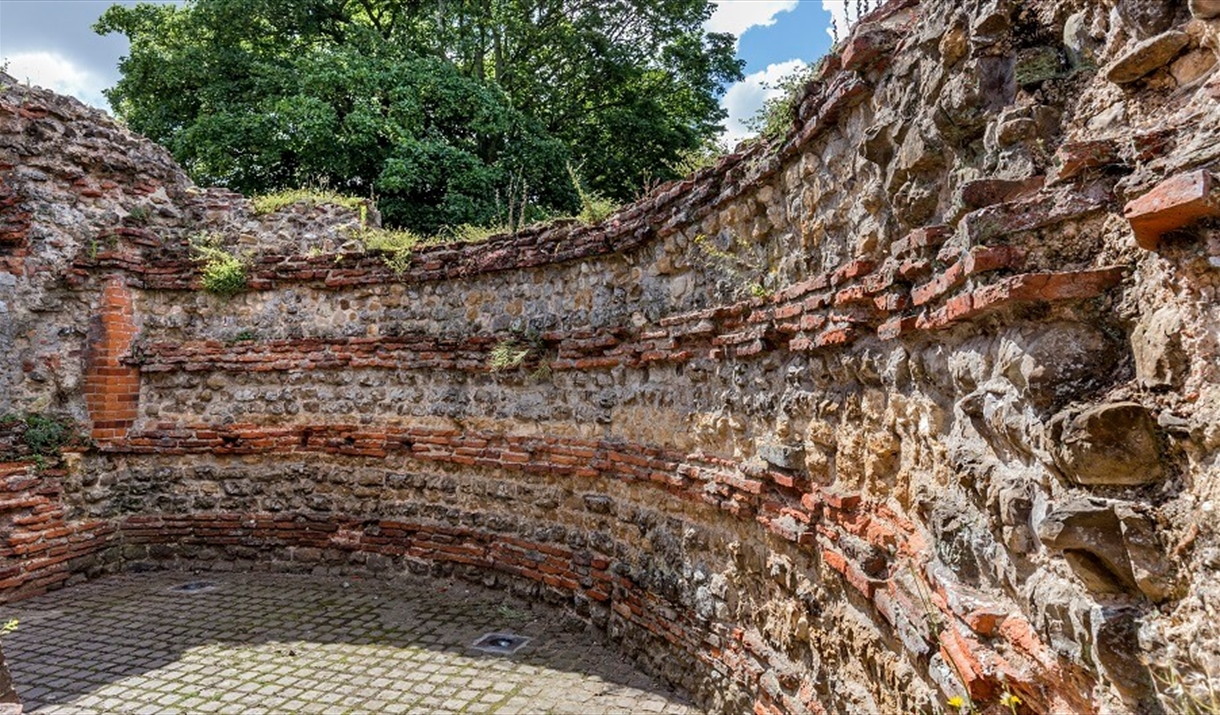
[745,61,815,141]
[96,0,742,233]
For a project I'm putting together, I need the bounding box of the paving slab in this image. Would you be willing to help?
[2,571,702,715]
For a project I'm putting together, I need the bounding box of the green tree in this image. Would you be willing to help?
[746,61,815,141]
[96,0,742,232]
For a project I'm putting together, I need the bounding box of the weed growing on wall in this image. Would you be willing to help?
[489,325,548,377]
[567,163,618,224]
[251,188,366,216]
[190,233,248,296]
[693,232,772,299]
[747,63,817,141]
[0,413,78,463]
[673,137,731,176]
[21,414,70,456]
[126,205,152,225]
[490,338,533,371]
[1148,660,1220,715]
[357,227,422,275]
[438,224,508,244]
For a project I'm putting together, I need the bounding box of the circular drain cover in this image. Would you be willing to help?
[171,581,216,593]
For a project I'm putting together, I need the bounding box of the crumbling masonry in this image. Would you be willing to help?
[4,0,1220,712]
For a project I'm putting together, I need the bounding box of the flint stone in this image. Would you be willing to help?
[1063,10,1100,67]
[758,442,805,471]
[972,2,1010,38]
[998,322,1119,409]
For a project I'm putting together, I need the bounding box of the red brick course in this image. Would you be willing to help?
[1124,170,1220,250]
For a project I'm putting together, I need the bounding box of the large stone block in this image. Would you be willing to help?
[1106,30,1190,84]
[1049,402,1164,486]
[1037,498,1176,602]
[998,322,1121,410]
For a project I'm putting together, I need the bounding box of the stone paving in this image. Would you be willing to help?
[2,571,702,714]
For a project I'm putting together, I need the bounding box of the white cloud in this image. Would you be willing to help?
[706,0,798,37]
[821,1,867,42]
[719,58,807,145]
[3,51,109,110]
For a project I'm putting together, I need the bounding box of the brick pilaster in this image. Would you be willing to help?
[84,277,139,440]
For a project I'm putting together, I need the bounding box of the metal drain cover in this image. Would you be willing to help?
[470,632,531,655]
[170,581,216,593]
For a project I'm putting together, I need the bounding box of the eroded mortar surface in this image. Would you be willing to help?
[5,0,1220,712]
[4,571,698,715]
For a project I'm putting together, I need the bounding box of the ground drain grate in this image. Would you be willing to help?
[470,632,531,655]
[170,581,217,593]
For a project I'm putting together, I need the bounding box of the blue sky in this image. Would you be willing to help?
[0,1,858,143]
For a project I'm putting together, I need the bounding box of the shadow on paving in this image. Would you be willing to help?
[2,570,702,715]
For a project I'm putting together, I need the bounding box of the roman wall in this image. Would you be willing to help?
[4,0,1220,712]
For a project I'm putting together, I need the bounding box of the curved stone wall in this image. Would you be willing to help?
[4,0,1220,712]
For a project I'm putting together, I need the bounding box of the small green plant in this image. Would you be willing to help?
[0,618,17,637]
[438,223,507,244]
[746,62,816,141]
[250,188,366,216]
[357,227,421,275]
[567,163,618,224]
[1,413,75,463]
[232,329,257,342]
[495,603,530,622]
[87,231,120,261]
[127,205,152,225]
[489,325,549,375]
[190,232,248,296]
[903,560,984,715]
[693,232,735,264]
[490,338,533,371]
[673,137,730,176]
[693,232,770,299]
[22,414,71,456]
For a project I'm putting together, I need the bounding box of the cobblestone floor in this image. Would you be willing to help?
[3,571,702,714]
